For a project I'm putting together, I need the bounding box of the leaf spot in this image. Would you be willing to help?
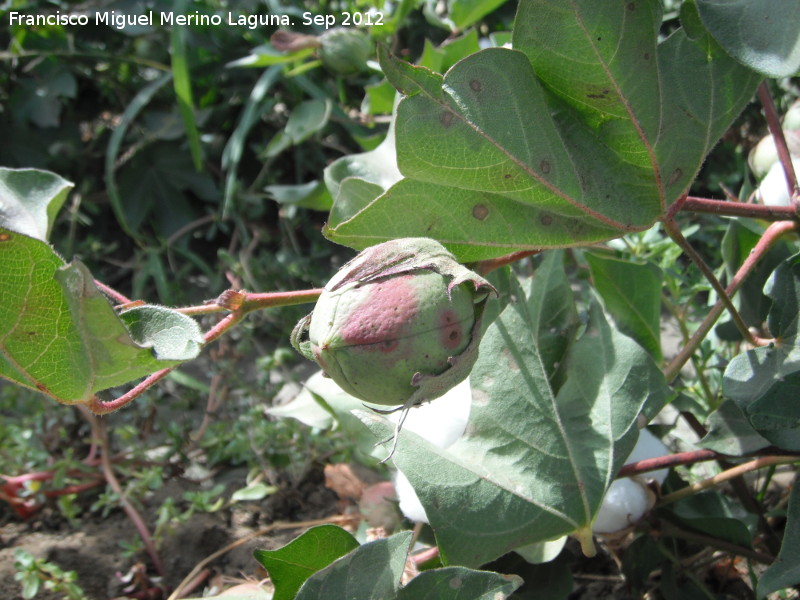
[449,576,463,589]
[440,111,454,128]
[472,204,489,221]
[627,1,636,10]
[0,232,10,242]
[540,159,552,174]
[540,214,553,226]
[667,168,683,185]
[469,79,482,92]
[643,52,650,60]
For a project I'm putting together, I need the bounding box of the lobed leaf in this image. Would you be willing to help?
[361,270,670,566]
[695,0,800,78]
[723,253,800,450]
[0,228,202,405]
[325,0,761,260]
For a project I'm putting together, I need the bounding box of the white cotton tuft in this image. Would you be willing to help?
[592,478,650,533]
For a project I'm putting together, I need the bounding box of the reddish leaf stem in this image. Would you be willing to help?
[80,407,165,577]
[682,196,797,221]
[758,82,799,202]
[87,288,322,414]
[618,449,718,478]
[663,220,797,382]
[94,279,132,305]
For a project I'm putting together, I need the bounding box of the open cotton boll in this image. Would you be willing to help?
[392,377,472,523]
[592,428,668,534]
[388,376,472,449]
[592,478,651,534]
[756,157,800,207]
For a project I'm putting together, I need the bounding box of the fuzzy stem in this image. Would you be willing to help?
[663,219,757,346]
[658,455,799,506]
[663,220,797,382]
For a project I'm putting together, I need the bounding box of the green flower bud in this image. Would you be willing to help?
[318,28,373,75]
[292,238,495,410]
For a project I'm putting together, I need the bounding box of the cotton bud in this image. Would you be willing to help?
[292,238,495,413]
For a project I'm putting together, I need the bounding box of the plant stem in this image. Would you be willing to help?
[682,196,797,221]
[758,82,799,201]
[663,220,797,382]
[662,219,757,346]
[79,407,165,577]
[658,455,799,506]
[618,449,718,477]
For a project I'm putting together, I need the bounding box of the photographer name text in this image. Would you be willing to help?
[8,10,384,30]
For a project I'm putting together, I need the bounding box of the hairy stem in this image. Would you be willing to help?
[663,220,797,382]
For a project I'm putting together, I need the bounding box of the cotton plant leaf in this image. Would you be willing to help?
[0,228,202,405]
[585,253,663,361]
[695,0,800,78]
[294,531,412,600]
[325,0,761,261]
[360,274,670,567]
[253,525,359,600]
[0,167,73,241]
[723,254,800,450]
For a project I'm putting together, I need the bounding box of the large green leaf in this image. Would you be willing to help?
[361,274,670,567]
[723,253,800,450]
[253,525,359,600]
[0,229,203,405]
[696,0,800,77]
[325,0,761,260]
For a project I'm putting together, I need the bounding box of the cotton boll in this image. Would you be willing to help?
[394,470,429,524]
[756,157,800,207]
[389,376,472,449]
[392,377,472,523]
[592,478,651,534]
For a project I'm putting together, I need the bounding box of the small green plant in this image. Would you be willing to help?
[13,549,88,600]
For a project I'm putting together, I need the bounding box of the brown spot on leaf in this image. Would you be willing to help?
[440,111,454,128]
[667,168,683,186]
[472,204,489,221]
[0,232,10,242]
[540,214,553,226]
[627,1,636,10]
[643,52,650,60]
[504,173,512,179]
[540,159,552,174]
[470,79,482,92]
